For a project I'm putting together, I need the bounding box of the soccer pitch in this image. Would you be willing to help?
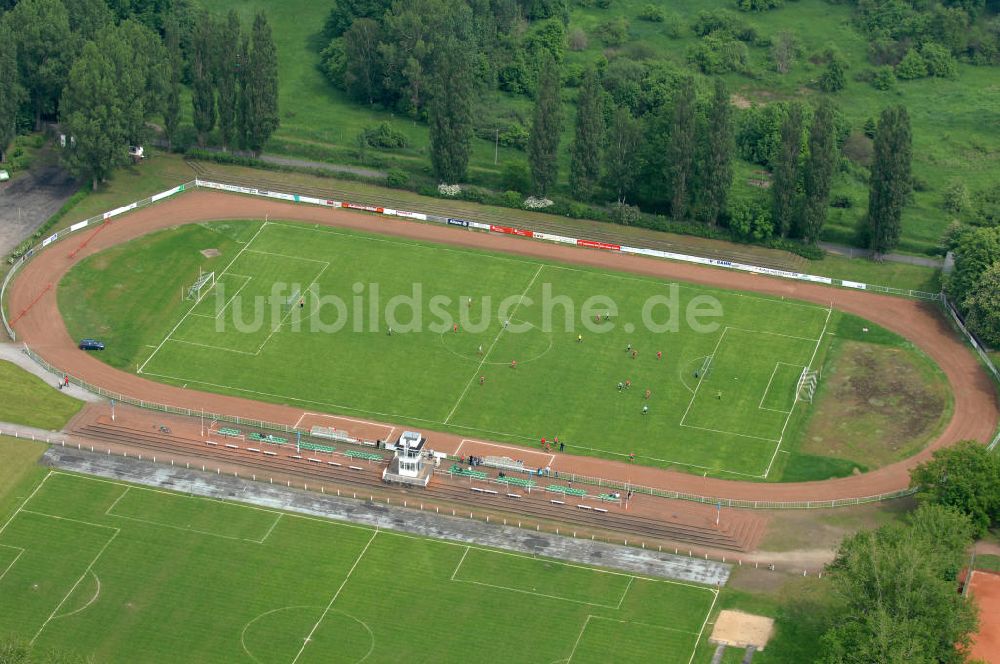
[0,471,717,663]
[93,220,836,477]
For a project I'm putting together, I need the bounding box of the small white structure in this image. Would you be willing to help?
[382,431,432,487]
[128,145,145,162]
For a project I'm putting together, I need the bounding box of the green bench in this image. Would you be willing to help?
[449,464,488,480]
[299,441,335,454]
[546,485,587,497]
[345,449,383,462]
[497,476,536,489]
[249,432,288,445]
[218,427,241,437]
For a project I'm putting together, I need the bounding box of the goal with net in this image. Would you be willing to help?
[185,271,216,302]
[796,368,819,403]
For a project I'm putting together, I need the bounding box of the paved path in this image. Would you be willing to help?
[0,343,103,403]
[819,241,943,268]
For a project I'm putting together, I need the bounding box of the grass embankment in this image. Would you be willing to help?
[0,360,83,431]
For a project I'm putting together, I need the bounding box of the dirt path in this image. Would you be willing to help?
[7,190,998,503]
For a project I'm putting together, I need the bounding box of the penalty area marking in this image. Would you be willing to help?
[293,412,395,442]
[758,362,805,414]
[0,544,25,583]
[52,570,101,620]
[454,439,555,468]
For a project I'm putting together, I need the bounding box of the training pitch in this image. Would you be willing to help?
[65,220,844,478]
[0,471,717,663]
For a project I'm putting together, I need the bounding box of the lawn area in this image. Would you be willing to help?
[194,0,1000,256]
[57,219,949,480]
[0,360,83,431]
[0,471,717,663]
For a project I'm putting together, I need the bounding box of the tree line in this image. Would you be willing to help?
[0,0,279,190]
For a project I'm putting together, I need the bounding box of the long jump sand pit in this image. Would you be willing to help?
[969,570,1000,663]
[709,610,774,650]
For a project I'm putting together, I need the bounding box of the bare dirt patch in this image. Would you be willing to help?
[200,248,220,258]
[801,340,948,469]
[730,93,752,109]
[710,610,774,649]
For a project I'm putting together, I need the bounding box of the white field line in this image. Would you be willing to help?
[688,589,720,664]
[0,545,25,583]
[244,249,329,264]
[31,524,120,644]
[450,546,470,581]
[139,221,269,373]
[444,265,543,424]
[451,577,623,609]
[104,509,266,543]
[566,615,593,663]
[104,487,131,516]
[214,274,253,320]
[291,528,379,664]
[294,412,395,438]
[615,575,635,609]
[758,362,804,413]
[166,338,257,355]
[678,327,729,428]
[763,304,833,479]
[678,423,779,444]
[255,262,330,355]
[258,514,282,544]
[44,472,719,593]
[54,570,101,620]
[725,326,821,343]
[0,472,52,538]
[455,439,555,467]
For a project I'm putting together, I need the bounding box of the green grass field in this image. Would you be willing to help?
[0,360,83,431]
[62,218,842,478]
[0,470,717,663]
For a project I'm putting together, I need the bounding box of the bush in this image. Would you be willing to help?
[501,190,523,208]
[736,0,783,11]
[687,34,749,74]
[610,201,641,225]
[501,161,532,193]
[386,169,409,187]
[595,17,630,46]
[638,4,665,21]
[830,194,853,208]
[568,27,588,51]
[895,48,928,79]
[727,197,775,240]
[870,66,896,90]
[921,41,958,78]
[818,57,846,92]
[362,122,409,149]
[691,9,739,37]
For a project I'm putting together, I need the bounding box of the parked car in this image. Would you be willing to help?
[78,339,105,351]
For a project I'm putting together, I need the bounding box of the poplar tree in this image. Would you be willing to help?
[771,103,803,237]
[216,10,242,150]
[699,78,733,227]
[603,106,642,204]
[0,22,25,163]
[245,11,280,155]
[528,51,563,195]
[191,15,217,146]
[428,36,473,182]
[801,99,837,243]
[569,67,604,201]
[867,105,912,257]
[665,77,697,219]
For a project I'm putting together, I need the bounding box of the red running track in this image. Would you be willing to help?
[6,190,999,504]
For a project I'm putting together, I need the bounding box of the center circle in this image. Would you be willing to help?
[438,319,553,365]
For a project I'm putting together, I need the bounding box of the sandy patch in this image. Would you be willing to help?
[710,610,774,650]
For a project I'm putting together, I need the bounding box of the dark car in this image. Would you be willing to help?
[78,339,105,351]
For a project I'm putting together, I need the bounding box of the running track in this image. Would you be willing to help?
[6,190,999,503]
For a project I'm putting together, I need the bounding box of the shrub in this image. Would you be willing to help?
[727,198,775,240]
[501,190,523,208]
[817,57,846,92]
[362,122,409,149]
[386,169,409,188]
[687,34,749,74]
[921,41,958,78]
[830,194,853,208]
[638,4,665,21]
[870,66,896,90]
[737,0,783,11]
[595,17,630,46]
[691,9,739,37]
[895,48,928,79]
[610,201,641,225]
[568,27,588,51]
[501,162,532,193]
